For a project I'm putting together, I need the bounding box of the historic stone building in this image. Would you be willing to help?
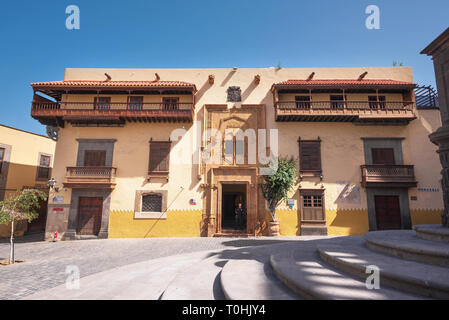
[30,67,443,240]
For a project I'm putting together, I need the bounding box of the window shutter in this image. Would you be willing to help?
[149,142,171,174]
[84,150,106,166]
[372,148,395,165]
[300,141,321,173]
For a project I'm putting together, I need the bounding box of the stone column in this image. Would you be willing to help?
[422,28,449,227]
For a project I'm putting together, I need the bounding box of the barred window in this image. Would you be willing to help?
[142,194,162,213]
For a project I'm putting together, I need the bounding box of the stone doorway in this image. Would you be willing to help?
[221,184,247,231]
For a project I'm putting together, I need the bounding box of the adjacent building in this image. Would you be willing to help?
[0,124,56,237]
[30,67,443,240]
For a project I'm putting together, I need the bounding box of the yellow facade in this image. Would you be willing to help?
[33,67,444,239]
[0,125,56,237]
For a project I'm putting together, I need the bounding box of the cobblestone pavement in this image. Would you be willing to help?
[0,234,300,300]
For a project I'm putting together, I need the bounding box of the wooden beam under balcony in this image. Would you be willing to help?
[275,101,416,124]
[361,165,417,188]
[31,101,195,126]
[63,166,117,189]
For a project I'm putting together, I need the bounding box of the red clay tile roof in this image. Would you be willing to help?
[274,79,415,87]
[31,80,196,90]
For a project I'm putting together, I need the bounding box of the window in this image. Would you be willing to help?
[295,96,311,109]
[330,95,345,110]
[37,155,51,180]
[369,96,386,109]
[142,194,163,213]
[372,148,395,165]
[128,96,143,110]
[300,190,325,222]
[0,147,5,173]
[299,139,322,176]
[94,97,111,110]
[84,150,106,167]
[134,190,168,219]
[149,141,171,176]
[163,97,179,110]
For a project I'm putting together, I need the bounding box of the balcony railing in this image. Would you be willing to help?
[275,101,416,123]
[361,165,417,188]
[63,166,117,189]
[31,101,195,125]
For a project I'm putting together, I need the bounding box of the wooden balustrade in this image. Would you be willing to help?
[31,101,195,125]
[361,165,417,188]
[276,101,415,110]
[63,166,117,189]
[275,101,416,123]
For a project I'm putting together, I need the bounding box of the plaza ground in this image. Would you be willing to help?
[0,233,302,300]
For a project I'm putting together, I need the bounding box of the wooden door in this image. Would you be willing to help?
[375,196,401,230]
[77,197,103,235]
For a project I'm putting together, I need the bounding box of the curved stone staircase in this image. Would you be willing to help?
[25,225,449,300]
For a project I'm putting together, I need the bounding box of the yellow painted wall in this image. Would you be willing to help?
[0,125,55,191]
[108,209,202,238]
[410,209,443,226]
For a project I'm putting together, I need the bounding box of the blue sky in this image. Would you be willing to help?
[0,0,447,135]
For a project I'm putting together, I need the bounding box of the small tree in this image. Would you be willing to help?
[261,157,298,222]
[0,189,47,264]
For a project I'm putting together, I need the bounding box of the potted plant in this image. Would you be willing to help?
[261,157,297,236]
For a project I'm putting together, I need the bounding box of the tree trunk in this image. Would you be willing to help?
[9,219,14,264]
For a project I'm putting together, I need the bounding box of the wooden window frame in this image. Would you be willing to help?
[298,138,322,178]
[300,189,326,223]
[162,97,179,110]
[371,148,396,165]
[84,150,107,167]
[295,96,311,110]
[148,140,171,180]
[128,96,143,110]
[94,97,111,110]
[0,147,4,174]
[36,154,52,181]
[368,95,386,110]
[330,95,346,110]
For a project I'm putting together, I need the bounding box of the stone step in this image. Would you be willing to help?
[220,259,301,300]
[269,241,424,300]
[365,230,449,267]
[161,254,227,300]
[414,224,449,243]
[24,251,211,300]
[317,238,449,299]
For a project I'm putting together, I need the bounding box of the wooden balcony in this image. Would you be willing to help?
[361,165,417,188]
[63,166,117,189]
[31,101,195,127]
[275,101,416,124]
